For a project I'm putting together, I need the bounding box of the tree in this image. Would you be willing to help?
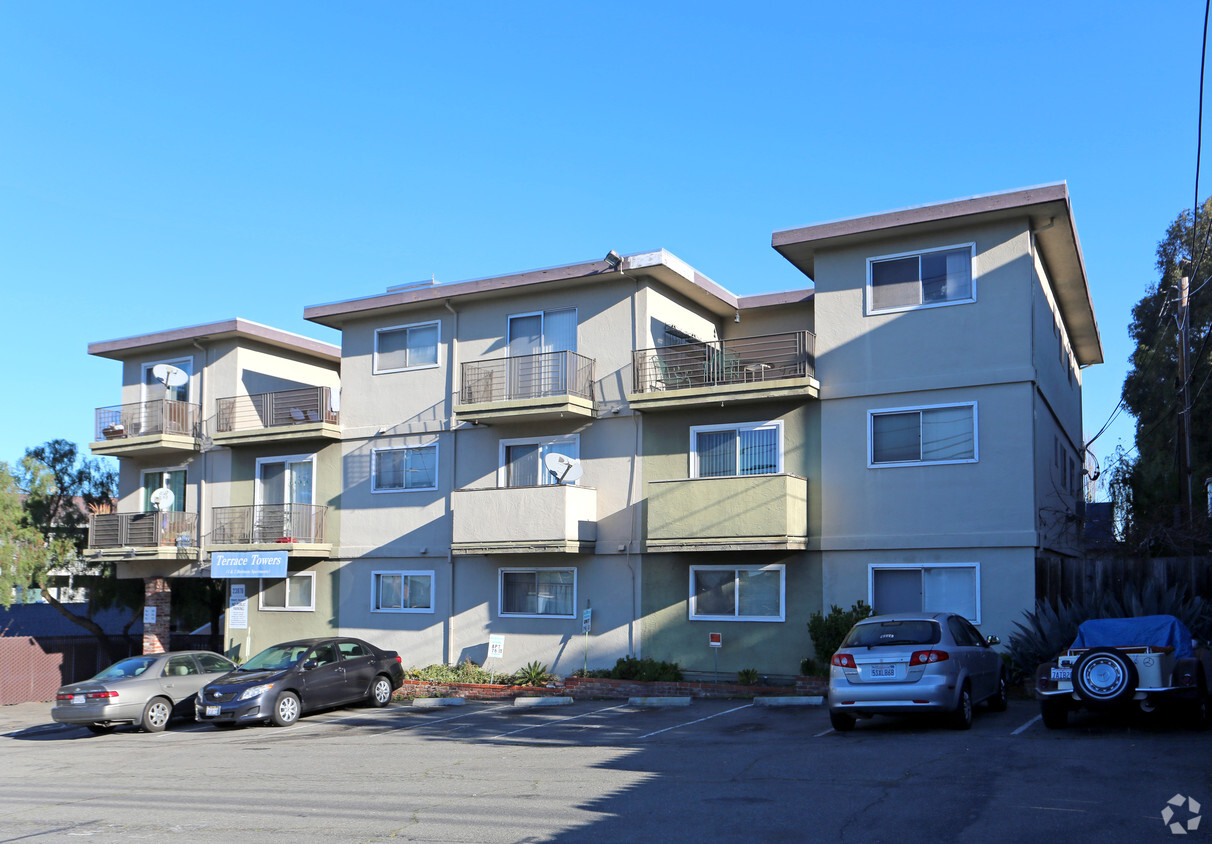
[1114,198,1212,553]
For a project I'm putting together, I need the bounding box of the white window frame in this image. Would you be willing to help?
[140,357,195,404]
[497,567,577,619]
[689,421,783,478]
[373,320,441,374]
[259,571,316,612]
[370,570,435,614]
[868,563,981,624]
[497,435,580,487]
[371,443,439,493]
[689,564,786,622]
[866,243,977,315]
[140,466,187,513]
[254,453,317,506]
[867,402,978,468]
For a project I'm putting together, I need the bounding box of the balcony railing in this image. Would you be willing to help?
[95,400,200,441]
[460,350,595,404]
[210,504,328,545]
[216,387,338,433]
[632,330,815,393]
[88,512,198,549]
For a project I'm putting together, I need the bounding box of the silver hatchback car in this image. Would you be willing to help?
[828,612,1008,731]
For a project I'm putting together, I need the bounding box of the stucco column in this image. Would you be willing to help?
[142,577,171,654]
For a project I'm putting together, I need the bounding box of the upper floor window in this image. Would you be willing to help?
[142,468,186,512]
[498,436,578,487]
[373,444,438,492]
[374,321,440,373]
[691,422,782,478]
[141,358,193,404]
[869,403,977,467]
[867,244,975,314]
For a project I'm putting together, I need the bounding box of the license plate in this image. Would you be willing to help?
[205,706,220,716]
[71,695,86,705]
[1051,668,1071,681]
[869,666,896,678]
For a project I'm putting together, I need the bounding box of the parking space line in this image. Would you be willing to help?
[639,703,754,739]
[1012,714,1041,735]
[813,727,834,737]
[493,704,628,739]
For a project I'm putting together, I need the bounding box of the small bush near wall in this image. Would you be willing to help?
[808,601,874,663]
[610,656,683,682]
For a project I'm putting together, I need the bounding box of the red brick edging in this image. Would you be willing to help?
[394,675,828,702]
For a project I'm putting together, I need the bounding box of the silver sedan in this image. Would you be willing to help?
[828,612,1008,731]
[51,651,237,734]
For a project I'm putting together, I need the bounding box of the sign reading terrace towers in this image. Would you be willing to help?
[210,551,289,578]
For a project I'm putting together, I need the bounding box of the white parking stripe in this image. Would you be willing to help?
[639,703,754,739]
[814,727,834,737]
[1012,714,1041,735]
[493,704,628,739]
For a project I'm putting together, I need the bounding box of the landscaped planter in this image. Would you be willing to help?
[392,678,564,701]
[392,675,829,702]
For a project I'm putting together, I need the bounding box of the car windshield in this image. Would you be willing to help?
[843,620,941,648]
[91,656,158,680]
[239,644,311,671]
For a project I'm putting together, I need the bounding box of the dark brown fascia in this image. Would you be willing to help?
[87,318,340,363]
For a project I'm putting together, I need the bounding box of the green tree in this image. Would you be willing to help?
[1114,198,1212,552]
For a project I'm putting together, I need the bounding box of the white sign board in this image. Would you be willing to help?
[143,606,157,625]
[487,634,505,660]
[228,595,248,630]
[582,608,592,634]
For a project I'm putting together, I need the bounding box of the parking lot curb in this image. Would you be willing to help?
[628,696,692,707]
[754,696,825,707]
[513,696,574,707]
[411,697,467,708]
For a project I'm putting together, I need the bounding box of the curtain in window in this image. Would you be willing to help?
[406,446,437,489]
[408,324,439,366]
[696,430,737,477]
[376,451,405,489]
[378,574,402,609]
[871,256,920,310]
[737,569,780,617]
[404,574,432,609]
[872,412,921,463]
[921,406,974,461]
[143,471,186,512]
[694,569,735,616]
[505,444,540,487]
[378,325,437,370]
[535,570,573,615]
[738,427,778,475]
[377,329,410,370]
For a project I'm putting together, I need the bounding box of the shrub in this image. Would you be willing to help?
[736,668,759,686]
[808,601,874,663]
[512,660,553,687]
[610,655,683,682]
[569,668,612,679]
[405,659,501,685]
[800,657,827,677]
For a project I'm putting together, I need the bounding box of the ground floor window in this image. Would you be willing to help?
[260,572,315,611]
[499,568,575,618]
[689,564,785,622]
[869,563,979,623]
[372,570,434,612]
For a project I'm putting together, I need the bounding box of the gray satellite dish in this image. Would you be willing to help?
[149,487,176,512]
[543,452,584,484]
[151,364,188,388]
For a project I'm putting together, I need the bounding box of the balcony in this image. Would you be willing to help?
[90,400,201,457]
[455,350,595,423]
[213,387,340,447]
[451,485,597,555]
[207,504,331,558]
[86,511,199,560]
[646,473,808,552]
[628,331,818,411]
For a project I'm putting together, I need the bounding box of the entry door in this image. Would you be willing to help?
[141,359,193,434]
[507,309,576,398]
[256,458,314,541]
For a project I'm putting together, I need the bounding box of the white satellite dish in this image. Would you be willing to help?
[149,487,176,512]
[151,364,188,388]
[543,452,583,484]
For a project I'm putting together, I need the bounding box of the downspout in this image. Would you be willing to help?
[192,340,209,568]
[444,299,459,665]
[624,270,641,657]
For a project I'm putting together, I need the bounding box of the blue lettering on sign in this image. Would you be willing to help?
[210,551,289,578]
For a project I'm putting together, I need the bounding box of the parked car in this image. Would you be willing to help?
[1034,614,1212,729]
[828,612,1008,731]
[51,650,237,734]
[195,637,405,728]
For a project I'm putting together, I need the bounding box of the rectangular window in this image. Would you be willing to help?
[372,570,434,613]
[373,444,438,492]
[499,568,576,618]
[869,403,976,467]
[142,469,186,512]
[498,436,578,487]
[691,422,782,478]
[867,244,974,314]
[374,321,440,373]
[260,572,315,611]
[689,565,785,622]
[869,564,979,623]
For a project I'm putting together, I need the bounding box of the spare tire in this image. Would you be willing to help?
[1072,647,1138,707]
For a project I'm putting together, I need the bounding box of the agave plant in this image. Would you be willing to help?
[513,660,553,687]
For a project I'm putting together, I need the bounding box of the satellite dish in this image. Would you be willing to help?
[152,364,188,388]
[543,452,583,484]
[149,487,176,512]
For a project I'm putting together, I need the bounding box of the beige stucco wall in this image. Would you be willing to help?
[221,559,340,662]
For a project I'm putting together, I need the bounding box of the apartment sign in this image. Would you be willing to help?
[210,551,288,578]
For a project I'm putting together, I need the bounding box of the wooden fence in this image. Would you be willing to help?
[1036,555,1212,606]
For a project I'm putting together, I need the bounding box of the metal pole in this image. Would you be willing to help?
[1178,274,1194,550]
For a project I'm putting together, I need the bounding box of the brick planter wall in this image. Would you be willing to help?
[394,679,566,701]
[393,675,830,702]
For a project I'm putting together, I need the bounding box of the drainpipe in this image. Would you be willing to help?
[444,300,459,666]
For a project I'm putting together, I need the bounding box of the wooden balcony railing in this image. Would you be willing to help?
[632,330,816,394]
[460,350,595,404]
[95,400,200,441]
[210,504,328,545]
[216,387,338,433]
[88,512,198,549]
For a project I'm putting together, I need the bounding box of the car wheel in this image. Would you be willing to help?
[368,675,393,708]
[988,670,1009,712]
[948,683,973,730]
[85,724,116,735]
[141,697,172,733]
[829,710,856,732]
[270,691,301,727]
[1072,647,1138,708]
[1040,699,1069,729]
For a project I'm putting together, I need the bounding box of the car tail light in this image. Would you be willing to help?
[86,691,119,700]
[55,694,73,701]
[395,656,402,664]
[831,653,856,669]
[909,650,949,666]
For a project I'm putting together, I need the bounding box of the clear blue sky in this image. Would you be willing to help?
[0,2,1203,499]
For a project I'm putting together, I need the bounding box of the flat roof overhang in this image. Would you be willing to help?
[88,318,340,363]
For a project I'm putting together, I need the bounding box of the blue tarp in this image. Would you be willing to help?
[1071,615,1194,660]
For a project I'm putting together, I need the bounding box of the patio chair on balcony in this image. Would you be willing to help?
[656,356,694,391]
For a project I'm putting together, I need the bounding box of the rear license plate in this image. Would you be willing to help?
[1051,668,1071,681]
[205,706,220,717]
[71,695,86,705]
[869,666,896,678]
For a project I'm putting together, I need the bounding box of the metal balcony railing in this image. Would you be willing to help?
[88,512,198,549]
[210,504,328,545]
[460,350,595,404]
[95,400,200,441]
[632,330,816,394]
[216,387,339,433]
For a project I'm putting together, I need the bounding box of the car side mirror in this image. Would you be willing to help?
[302,659,319,671]
[986,635,1000,646]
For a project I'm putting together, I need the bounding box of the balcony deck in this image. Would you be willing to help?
[646,473,808,552]
[451,484,597,555]
[455,350,595,422]
[206,504,331,558]
[90,400,201,457]
[213,387,340,446]
[85,512,201,573]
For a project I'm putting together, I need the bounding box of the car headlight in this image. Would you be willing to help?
[238,684,274,701]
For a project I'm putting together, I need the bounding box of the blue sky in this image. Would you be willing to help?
[0,2,1203,498]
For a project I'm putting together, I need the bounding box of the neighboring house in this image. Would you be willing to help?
[85,183,1100,677]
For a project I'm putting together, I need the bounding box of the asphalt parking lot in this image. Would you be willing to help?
[1,695,1208,843]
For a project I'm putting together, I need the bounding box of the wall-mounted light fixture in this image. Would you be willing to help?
[604,250,622,269]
